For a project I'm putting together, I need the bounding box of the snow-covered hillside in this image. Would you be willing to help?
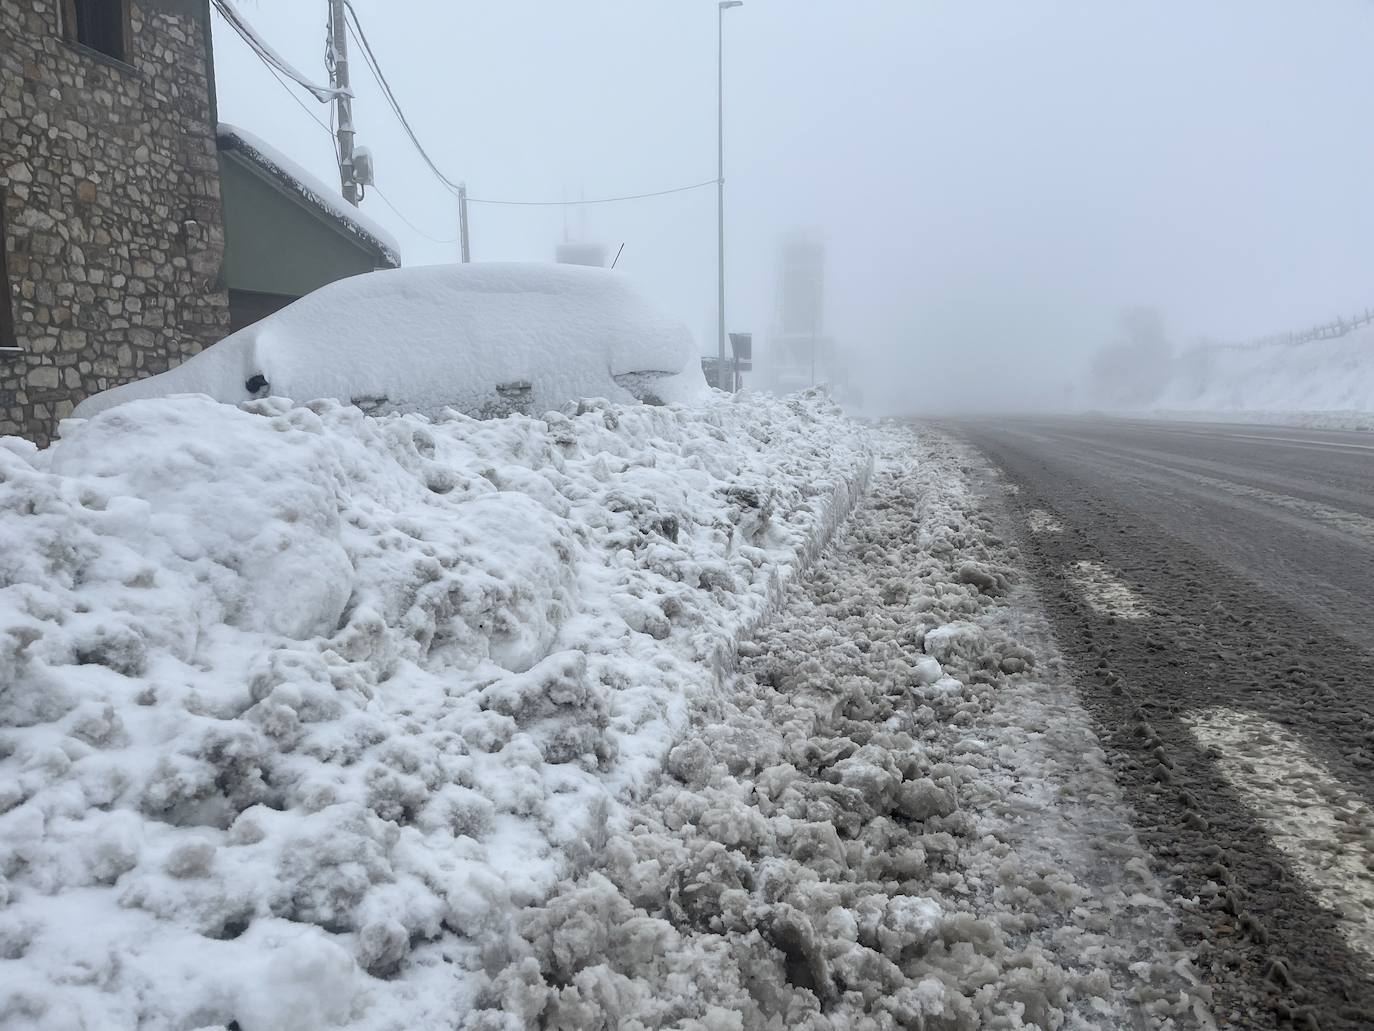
[0,391,869,1029]
[1153,326,1374,426]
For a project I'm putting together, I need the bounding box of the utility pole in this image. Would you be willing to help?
[329,0,359,206]
[810,320,817,387]
[717,1,743,390]
[458,183,471,263]
[809,244,823,386]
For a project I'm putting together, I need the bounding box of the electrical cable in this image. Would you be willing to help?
[343,1,463,193]
[210,3,338,157]
[371,185,460,244]
[342,0,717,208]
[211,0,345,101]
[466,179,718,206]
[267,63,335,140]
[224,0,716,246]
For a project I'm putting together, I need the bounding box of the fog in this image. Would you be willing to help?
[216,1,1374,415]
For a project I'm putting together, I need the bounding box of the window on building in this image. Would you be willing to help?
[1,189,15,351]
[62,0,131,63]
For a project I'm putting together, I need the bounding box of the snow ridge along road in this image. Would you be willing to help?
[0,391,869,1030]
[959,416,1374,1031]
[465,425,1207,1030]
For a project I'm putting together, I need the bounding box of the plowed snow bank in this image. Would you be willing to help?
[463,426,1209,1030]
[0,390,869,1029]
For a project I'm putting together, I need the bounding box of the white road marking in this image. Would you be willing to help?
[1027,509,1063,533]
[1067,561,1150,620]
[1176,471,1374,547]
[1215,432,1374,453]
[1190,708,1374,963]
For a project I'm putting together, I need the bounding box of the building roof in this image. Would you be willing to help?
[216,123,402,268]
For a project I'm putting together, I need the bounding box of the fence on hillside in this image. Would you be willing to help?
[1210,306,1374,352]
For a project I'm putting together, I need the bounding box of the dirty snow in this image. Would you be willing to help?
[1067,561,1151,621]
[462,425,1209,1030]
[0,389,869,1030]
[1026,509,1063,535]
[73,263,707,422]
[1189,709,1374,964]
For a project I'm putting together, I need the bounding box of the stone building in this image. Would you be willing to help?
[0,0,228,445]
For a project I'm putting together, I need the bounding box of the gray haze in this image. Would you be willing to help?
[215,1,1374,415]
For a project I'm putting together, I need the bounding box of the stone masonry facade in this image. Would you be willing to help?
[0,0,228,446]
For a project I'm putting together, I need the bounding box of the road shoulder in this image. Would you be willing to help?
[464,423,1207,1029]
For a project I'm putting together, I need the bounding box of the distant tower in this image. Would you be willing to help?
[781,234,823,337]
[554,185,610,267]
[555,242,610,267]
[763,232,836,394]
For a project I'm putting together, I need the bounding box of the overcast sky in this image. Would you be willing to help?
[214,1,1374,413]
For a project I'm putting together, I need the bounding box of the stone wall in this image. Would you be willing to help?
[0,0,228,446]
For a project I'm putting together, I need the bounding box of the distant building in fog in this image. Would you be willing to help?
[555,242,610,268]
[756,233,844,397]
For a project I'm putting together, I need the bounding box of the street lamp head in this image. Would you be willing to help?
[720,1,743,9]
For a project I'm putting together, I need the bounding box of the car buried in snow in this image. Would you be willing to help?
[73,262,709,423]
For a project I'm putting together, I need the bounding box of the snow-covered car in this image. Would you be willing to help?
[72,262,708,421]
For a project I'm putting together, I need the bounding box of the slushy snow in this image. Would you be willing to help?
[73,263,708,423]
[2,387,1216,1029]
[0,390,869,1029]
[463,425,1210,1029]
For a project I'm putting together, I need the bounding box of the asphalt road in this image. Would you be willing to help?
[954,417,1374,1031]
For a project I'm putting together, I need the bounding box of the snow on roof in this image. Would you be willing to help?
[217,122,403,267]
[73,262,708,420]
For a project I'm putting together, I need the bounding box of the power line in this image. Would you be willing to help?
[342,0,719,209]
[210,4,338,158]
[215,2,456,247]
[466,179,718,206]
[212,2,452,248]
[343,1,463,193]
[371,185,459,244]
[268,63,335,140]
[211,0,345,102]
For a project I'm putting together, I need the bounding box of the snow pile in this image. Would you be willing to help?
[73,263,708,422]
[1154,326,1374,422]
[465,426,1209,1029]
[0,389,870,1030]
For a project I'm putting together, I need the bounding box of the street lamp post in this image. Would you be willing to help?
[717,0,743,391]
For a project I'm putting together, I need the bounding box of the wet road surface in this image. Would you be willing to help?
[955,417,1374,1030]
